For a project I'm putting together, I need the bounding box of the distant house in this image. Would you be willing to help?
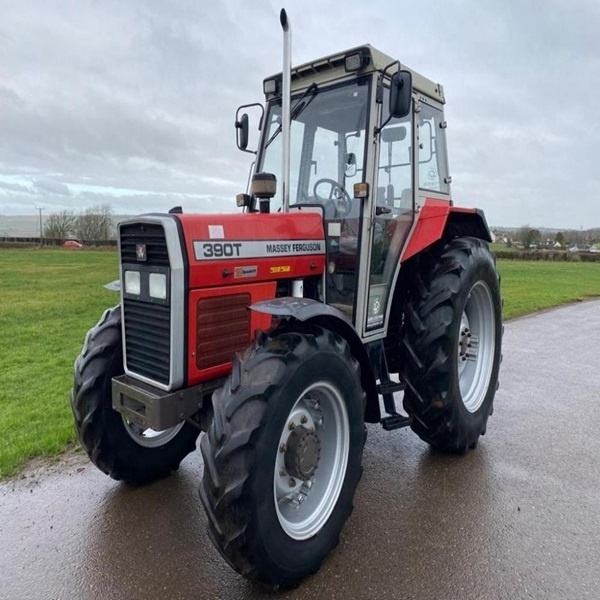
[568,244,579,252]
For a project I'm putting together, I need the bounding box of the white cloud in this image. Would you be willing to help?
[0,0,598,228]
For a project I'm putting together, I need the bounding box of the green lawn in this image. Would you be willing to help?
[497,261,600,318]
[1,249,599,478]
[490,242,518,254]
[0,248,117,478]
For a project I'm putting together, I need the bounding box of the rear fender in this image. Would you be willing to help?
[444,207,492,242]
[401,200,492,262]
[250,297,380,423]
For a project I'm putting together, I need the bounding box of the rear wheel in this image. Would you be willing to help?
[200,324,365,589]
[70,306,199,485]
[401,237,502,453]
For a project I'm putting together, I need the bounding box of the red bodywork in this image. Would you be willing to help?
[175,201,483,385]
[177,212,326,385]
[401,199,479,262]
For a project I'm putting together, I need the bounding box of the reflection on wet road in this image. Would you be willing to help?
[1,300,599,599]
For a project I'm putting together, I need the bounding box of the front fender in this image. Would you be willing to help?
[251,296,350,323]
[250,297,380,423]
[104,279,121,292]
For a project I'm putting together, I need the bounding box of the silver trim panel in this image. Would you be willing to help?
[118,216,186,392]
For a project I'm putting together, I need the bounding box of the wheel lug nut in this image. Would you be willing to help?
[300,415,308,424]
[289,478,296,487]
[279,443,287,453]
[280,468,287,476]
[288,421,295,430]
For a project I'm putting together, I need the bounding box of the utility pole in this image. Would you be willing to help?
[37,207,43,245]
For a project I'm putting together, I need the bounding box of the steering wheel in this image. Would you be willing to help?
[313,178,352,217]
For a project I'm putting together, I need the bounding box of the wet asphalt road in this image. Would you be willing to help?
[2,300,600,600]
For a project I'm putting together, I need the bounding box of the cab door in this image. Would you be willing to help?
[363,93,416,336]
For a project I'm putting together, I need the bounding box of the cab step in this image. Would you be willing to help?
[377,380,406,395]
[381,413,412,431]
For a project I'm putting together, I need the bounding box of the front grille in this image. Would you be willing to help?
[120,222,172,386]
[196,294,251,370]
[120,223,169,267]
[123,299,171,384]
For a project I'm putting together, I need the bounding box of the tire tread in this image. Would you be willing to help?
[401,237,502,452]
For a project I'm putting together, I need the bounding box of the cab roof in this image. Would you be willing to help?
[264,44,445,104]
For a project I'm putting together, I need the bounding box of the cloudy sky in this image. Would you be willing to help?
[0,0,598,228]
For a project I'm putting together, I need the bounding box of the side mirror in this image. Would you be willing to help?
[389,70,412,119]
[235,113,249,151]
[234,103,264,154]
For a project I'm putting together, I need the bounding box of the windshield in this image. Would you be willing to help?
[259,78,370,214]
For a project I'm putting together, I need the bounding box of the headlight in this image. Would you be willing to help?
[149,273,167,300]
[124,270,141,295]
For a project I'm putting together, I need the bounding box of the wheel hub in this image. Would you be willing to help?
[284,425,321,481]
[459,324,470,360]
[456,281,495,413]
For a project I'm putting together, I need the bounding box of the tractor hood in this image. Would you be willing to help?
[177,212,326,288]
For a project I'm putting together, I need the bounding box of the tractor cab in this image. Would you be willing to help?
[236,45,451,339]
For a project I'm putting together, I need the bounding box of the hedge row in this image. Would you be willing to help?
[0,237,117,247]
[494,250,600,262]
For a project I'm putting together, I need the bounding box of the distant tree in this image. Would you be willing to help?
[517,225,531,249]
[75,204,114,241]
[555,231,565,247]
[516,225,541,249]
[530,229,541,248]
[516,225,528,247]
[44,210,76,240]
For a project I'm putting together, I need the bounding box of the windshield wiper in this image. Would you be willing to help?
[265,82,318,148]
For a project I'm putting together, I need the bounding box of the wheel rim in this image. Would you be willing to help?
[273,381,350,540]
[122,417,185,448]
[457,281,496,413]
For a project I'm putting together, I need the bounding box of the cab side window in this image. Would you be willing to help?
[418,102,449,194]
[378,88,413,214]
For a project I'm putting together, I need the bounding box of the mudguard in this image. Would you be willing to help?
[251,297,380,422]
[402,200,492,262]
[104,279,121,292]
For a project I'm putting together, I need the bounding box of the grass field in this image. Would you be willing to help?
[1,248,600,478]
[496,261,600,318]
[490,242,518,254]
[0,249,117,478]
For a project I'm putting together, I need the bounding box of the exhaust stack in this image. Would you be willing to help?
[280,8,291,213]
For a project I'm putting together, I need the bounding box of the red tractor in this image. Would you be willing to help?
[71,10,502,589]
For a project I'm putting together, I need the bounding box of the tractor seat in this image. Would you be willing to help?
[377,185,396,209]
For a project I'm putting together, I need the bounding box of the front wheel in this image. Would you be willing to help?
[401,237,502,453]
[70,306,199,485]
[200,324,366,589]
